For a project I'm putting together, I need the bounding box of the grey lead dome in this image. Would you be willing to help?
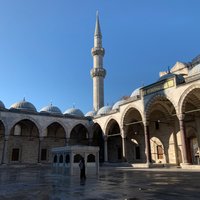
[40,104,62,115]
[64,108,84,117]
[10,99,37,112]
[0,100,5,109]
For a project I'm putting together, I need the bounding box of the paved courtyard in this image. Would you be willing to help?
[0,165,200,200]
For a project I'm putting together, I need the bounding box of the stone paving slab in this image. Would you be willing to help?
[0,166,200,199]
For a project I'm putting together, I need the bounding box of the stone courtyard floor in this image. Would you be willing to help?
[0,165,200,200]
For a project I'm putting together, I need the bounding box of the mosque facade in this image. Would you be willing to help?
[0,14,200,168]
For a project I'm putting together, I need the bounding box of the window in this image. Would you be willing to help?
[155,121,159,130]
[12,148,20,161]
[157,145,163,159]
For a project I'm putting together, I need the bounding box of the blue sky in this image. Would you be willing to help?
[0,0,200,114]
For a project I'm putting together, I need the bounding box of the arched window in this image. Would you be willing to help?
[87,154,95,162]
[53,155,57,163]
[59,155,63,163]
[74,154,82,163]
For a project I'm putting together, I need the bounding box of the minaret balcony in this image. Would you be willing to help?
[91,47,105,56]
[90,68,106,78]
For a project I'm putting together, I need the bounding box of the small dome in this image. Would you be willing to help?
[188,63,200,76]
[130,87,141,97]
[97,106,112,115]
[158,73,175,81]
[112,100,125,110]
[64,107,84,117]
[0,100,5,109]
[10,99,37,112]
[40,104,62,115]
[85,110,97,117]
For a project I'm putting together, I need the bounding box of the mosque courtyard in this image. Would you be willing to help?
[0,165,200,200]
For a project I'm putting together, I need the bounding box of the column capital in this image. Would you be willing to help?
[178,113,185,121]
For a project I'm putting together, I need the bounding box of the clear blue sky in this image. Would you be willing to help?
[0,0,199,114]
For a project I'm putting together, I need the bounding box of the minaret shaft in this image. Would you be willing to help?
[91,12,106,112]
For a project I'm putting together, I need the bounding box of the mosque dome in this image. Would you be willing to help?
[64,107,84,117]
[40,104,62,115]
[158,73,185,84]
[85,110,97,117]
[112,100,125,110]
[188,63,200,76]
[130,87,141,98]
[97,105,112,115]
[0,100,5,110]
[10,99,37,112]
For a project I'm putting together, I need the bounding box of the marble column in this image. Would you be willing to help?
[121,130,127,162]
[104,135,108,162]
[38,137,43,163]
[179,114,189,164]
[144,122,151,164]
[2,135,9,164]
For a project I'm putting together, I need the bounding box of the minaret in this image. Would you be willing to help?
[90,11,106,112]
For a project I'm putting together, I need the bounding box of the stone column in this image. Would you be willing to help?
[2,135,9,164]
[96,151,99,175]
[144,122,151,164]
[179,114,189,164]
[65,137,70,146]
[38,137,43,163]
[121,129,127,162]
[104,135,108,162]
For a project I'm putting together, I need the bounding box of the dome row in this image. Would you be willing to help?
[0,100,84,117]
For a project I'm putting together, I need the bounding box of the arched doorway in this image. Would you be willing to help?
[69,124,88,145]
[10,119,39,163]
[43,122,66,162]
[123,107,144,163]
[146,95,178,165]
[106,119,122,162]
[92,123,104,162]
[181,88,200,164]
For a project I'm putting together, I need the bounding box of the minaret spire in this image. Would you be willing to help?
[95,11,102,37]
[90,12,106,112]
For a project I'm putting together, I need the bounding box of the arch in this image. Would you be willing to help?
[59,155,63,163]
[121,104,144,127]
[87,154,95,162]
[92,123,104,163]
[44,120,69,137]
[104,116,120,134]
[53,155,57,163]
[9,116,42,136]
[145,93,177,121]
[70,124,89,145]
[74,154,82,163]
[105,119,120,136]
[178,84,200,114]
[46,122,66,139]
[150,136,165,163]
[0,120,5,137]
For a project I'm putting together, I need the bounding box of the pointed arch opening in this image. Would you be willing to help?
[181,88,200,164]
[70,124,88,145]
[105,119,122,162]
[92,123,104,162]
[146,96,178,165]
[9,119,40,164]
[123,107,144,163]
[42,122,66,163]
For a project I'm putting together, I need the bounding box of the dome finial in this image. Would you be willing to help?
[23,97,26,102]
